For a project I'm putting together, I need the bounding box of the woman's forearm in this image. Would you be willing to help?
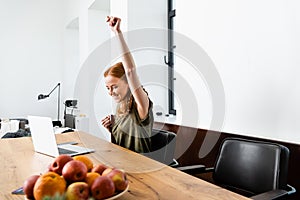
[115,31,142,92]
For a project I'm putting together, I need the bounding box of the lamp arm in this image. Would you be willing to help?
[47,83,60,96]
[47,83,61,121]
[57,83,60,121]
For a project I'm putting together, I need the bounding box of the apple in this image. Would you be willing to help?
[91,176,115,200]
[62,160,88,183]
[65,182,89,200]
[106,169,129,191]
[23,174,40,199]
[101,167,113,176]
[92,164,109,175]
[49,154,73,175]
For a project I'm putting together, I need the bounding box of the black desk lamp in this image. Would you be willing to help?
[38,83,62,127]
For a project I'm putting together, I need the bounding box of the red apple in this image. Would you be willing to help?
[101,167,113,176]
[49,154,73,175]
[65,182,89,200]
[91,176,115,200]
[92,164,109,175]
[23,174,40,199]
[62,160,88,183]
[106,169,129,191]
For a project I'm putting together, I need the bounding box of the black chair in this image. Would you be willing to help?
[179,137,296,199]
[142,129,179,166]
[1,118,31,139]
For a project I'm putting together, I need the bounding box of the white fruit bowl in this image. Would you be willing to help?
[105,184,129,200]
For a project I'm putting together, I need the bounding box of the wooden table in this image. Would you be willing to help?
[0,132,250,200]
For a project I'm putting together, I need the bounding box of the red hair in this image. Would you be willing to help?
[104,62,127,82]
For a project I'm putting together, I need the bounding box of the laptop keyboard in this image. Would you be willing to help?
[58,147,77,155]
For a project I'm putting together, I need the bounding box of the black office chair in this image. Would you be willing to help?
[180,137,296,199]
[142,129,179,166]
[1,118,30,139]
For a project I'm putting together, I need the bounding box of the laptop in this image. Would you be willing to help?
[28,115,94,157]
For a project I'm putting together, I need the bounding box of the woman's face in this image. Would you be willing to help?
[105,75,129,103]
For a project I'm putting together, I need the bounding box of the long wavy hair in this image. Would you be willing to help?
[104,62,133,116]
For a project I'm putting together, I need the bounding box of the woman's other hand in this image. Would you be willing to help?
[106,16,121,33]
[101,115,113,132]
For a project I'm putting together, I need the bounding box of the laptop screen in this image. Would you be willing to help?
[28,115,60,157]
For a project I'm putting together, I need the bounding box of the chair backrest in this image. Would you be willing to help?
[143,129,176,165]
[213,137,290,196]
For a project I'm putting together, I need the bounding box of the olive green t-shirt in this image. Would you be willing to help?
[111,99,153,153]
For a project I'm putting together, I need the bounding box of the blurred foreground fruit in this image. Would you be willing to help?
[73,155,93,172]
[65,182,89,200]
[106,169,129,191]
[91,176,115,200]
[62,160,88,183]
[49,154,73,175]
[24,154,128,200]
[101,167,113,176]
[23,174,40,199]
[92,164,109,175]
[33,172,66,200]
[85,172,101,188]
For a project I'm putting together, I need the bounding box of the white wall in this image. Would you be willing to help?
[127,0,168,117]
[0,0,65,120]
[0,0,111,130]
[62,0,110,139]
[175,0,300,143]
[2,0,299,145]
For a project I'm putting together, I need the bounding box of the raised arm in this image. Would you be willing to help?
[106,16,150,120]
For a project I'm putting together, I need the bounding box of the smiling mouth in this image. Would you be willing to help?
[112,95,120,100]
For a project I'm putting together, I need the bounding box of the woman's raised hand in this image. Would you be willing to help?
[106,16,121,33]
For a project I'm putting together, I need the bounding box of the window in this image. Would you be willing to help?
[165,0,176,115]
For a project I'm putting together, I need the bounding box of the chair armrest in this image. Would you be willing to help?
[286,184,296,195]
[251,189,288,200]
[169,159,179,167]
[175,164,208,174]
[251,184,296,200]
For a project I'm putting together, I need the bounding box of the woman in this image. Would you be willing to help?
[101,16,154,153]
